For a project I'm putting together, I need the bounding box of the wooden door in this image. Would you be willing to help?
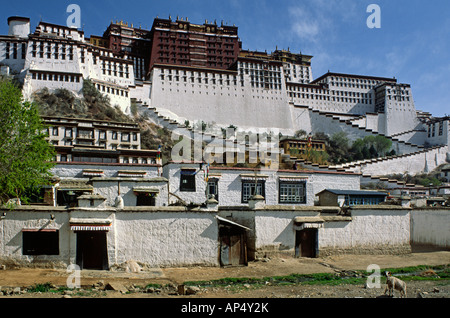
[296,229,318,258]
[76,231,109,270]
[219,227,247,266]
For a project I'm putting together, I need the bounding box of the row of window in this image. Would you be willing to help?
[95,83,129,97]
[239,62,281,72]
[161,73,238,86]
[101,60,130,78]
[180,173,307,204]
[428,122,445,138]
[327,76,383,85]
[30,41,75,60]
[4,42,27,59]
[49,126,138,142]
[344,196,385,206]
[287,65,310,79]
[31,71,81,83]
[58,154,154,164]
[289,92,372,104]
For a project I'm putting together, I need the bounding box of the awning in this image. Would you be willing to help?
[216,216,252,231]
[83,169,104,177]
[240,174,269,181]
[133,187,160,194]
[70,218,112,232]
[118,170,147,178]
[71,225,111,231]
[57,180,93,192]
[293,216,324,231]
[279,176,309,182]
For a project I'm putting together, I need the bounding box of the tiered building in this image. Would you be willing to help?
[0,15,448,158]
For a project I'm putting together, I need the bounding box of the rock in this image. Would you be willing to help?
[125,260,142,273]
[185,286,200,295]
[105,282,128,293]
[13,287,21,294]
[433,288,440,293]
[93,280,105,288]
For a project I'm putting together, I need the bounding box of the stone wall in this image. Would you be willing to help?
[115,209,218,267]
[411,208,450,251]
[149,67,294,132]
[0,206,219,268]
[319,206,412,256]
[0,205,447,268]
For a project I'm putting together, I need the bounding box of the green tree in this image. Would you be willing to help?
[372,135,392,156]
[329,132,350,164]
[0,79,56,205]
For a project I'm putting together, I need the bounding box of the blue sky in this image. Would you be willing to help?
[2,0,449,117]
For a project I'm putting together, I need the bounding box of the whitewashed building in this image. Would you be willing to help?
[163,162,361,207]
[1,202,448,269]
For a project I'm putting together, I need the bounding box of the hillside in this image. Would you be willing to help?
[32,80,175,159]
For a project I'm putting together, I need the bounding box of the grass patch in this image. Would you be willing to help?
[184,265,450,289]
[144,283,163,289]
[27,282,57,293]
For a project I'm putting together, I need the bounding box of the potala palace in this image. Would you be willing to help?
[1,15,449,269]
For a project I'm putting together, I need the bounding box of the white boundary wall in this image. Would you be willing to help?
[411,209,450,250]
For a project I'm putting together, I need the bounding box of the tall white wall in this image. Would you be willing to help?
[411,209,450,249]
[149,67,294,132]
[114,210,219,267]
[320,207,411,255]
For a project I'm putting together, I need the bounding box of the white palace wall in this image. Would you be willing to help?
[149,67,295,133]
[0,205,448,268]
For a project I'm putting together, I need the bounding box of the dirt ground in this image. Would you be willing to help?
[0,251,449,299]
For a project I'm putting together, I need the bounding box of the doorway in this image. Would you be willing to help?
[76,231,109,270]
[219,225,248,267]
[295,228,318,258]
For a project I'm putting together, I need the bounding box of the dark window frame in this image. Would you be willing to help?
[180,170,196,192]
[241,181,265,203]
[279,181,307,204]
[207,179,219,201]
[22,230,59,256]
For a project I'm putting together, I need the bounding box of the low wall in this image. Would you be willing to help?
[0,205,447,268]
[411,208,450,251]
[244,206,412,257]
[115,209,218,267]
[0,206,219,268]
[319,206,411,256]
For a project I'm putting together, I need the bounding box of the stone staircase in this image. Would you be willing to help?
[139,104,282,162]
[137,102,447,192]
[283,144,448,190]
[308,107,424,155]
